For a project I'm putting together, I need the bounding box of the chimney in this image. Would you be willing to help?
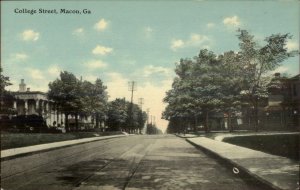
[19,79,26,92]
[27,88,30,92]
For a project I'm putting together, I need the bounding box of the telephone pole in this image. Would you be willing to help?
[128,81,136,131]
[128,81,136,105]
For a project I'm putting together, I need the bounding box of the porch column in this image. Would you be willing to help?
[45,102,49,116]
[24,100,28,115]
[13,100,17,109]
[40,100,44,115]
[35,99,40,115]
[53,105,57,126]
[61,112,64,124]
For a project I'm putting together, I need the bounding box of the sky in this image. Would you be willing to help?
[1,0,299,132]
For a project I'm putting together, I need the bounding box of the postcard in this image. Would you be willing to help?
[1,1,299,190]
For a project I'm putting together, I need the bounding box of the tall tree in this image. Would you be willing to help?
[107,98,127,131]
[218,51,244,131]
[81,79,108,128]
[237,29,297,131]
[48,71,82,130]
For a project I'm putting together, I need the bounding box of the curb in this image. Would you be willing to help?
[186,138,280,190]
[175,134,199,138]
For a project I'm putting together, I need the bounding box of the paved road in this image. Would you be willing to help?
[1,135,267,190]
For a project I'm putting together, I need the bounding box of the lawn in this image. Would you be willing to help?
[223,134,300,160]
[1,131,124,150]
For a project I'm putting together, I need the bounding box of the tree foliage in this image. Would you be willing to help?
[48,71,108,130]
[107,98,147,132]
[163,29,297,133]
[0,67,14,114]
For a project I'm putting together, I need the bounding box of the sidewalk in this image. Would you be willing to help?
[187,137,299,190]
[1,134,129,159]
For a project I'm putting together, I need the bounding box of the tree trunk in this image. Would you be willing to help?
[96,114,99,128]
[228,112,233,132]
[254,97,259,132]
[194,115,198,133]
[65,113,69,131]
[205,111,209,133]
[75,113,79,131]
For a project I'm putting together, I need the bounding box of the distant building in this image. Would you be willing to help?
[264,73,300,130]
[6,79,95,129]
[285,74,300,128]
[10,79,65,126]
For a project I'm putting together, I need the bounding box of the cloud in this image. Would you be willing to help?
[48,65,62,76]
[144,26,154,38]
[285,40,298,51]
[223,16,241,27]
[143,65,171,77]
[145,27,153,33]
[72,28,84,36]
[105,72,129,101]
[26,68,44,80]
[94,19,109,31]
[171,39,184,51]
[83,75,98,82]
[10,53,29,61]
[21,29,40,41]
[271,66,289,74]
[92,45,113,55]
[206,22,215,29]
[170,33,211,51]
[84,59,107,69]
[189,34,210,44]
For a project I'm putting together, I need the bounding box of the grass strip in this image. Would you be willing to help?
[223,134,300,160]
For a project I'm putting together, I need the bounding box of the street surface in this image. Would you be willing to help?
[1,135,267,190]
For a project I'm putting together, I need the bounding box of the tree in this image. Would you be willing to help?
[131,103,146,133]
[107,98,146,133]
[48,71,83,130]
[218,51,245,131]
[48,71,109,131]
[81,79,108,128]
[163,59,197,133]
[0,67,12,93]
[163,29,297,133]
[0,67,14,114]
[107,98,127,131]
[137,110,147,133]
[236,29,297,131]
[146,122,163,134]
[163,50,223,133]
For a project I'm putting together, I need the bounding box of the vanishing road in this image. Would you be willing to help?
[1,135,267,190]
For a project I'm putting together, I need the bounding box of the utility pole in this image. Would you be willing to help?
[128,81,136,105]
[128,81,136,131]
